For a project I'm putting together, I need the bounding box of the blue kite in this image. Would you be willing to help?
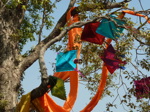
[56,50,77,72]
[96,16,125,39]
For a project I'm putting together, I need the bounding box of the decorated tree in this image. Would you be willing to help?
[0,0,150,111]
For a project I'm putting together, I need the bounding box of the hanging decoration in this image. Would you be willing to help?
[100,44,126,74]
[81,22,105,45]
[122,10,150,24]
[48,76,66,100]
[96,15,126,39]
[15,93,31,112]
[16,7,150,112]
[56,50,77,72]
[134,77,150,99]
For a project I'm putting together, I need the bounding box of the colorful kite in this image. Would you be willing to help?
[100,44,126,74]
[16,8,150,112]
[96,15,126,39]
[134,77,150,99]
[31,71,79,112]
[56,50,77,72]
[48,76,66,100]
[81,22,105,45]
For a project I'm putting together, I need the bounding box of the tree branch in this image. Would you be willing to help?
[71,0,130,15]
[19,0,129,73]
[29,0,77,101]
[19,0,76,72]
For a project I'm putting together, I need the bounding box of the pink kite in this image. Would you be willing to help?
[134,77,150,99]
[100,44,126,74]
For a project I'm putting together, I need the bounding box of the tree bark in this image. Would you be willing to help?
[0,7,23,111]
[0,67,21,112]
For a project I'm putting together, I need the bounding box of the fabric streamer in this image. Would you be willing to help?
[31,71,78,112]
[66,7,82,59]
[81,22,105,45]
[121,10,150,24]
[80,13,125,112]
[15,93,31,112]
[30,7,81,112]
[80,39,111,112]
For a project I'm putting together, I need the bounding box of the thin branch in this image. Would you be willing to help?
[130,61,146,77]
[0,0,10,12]
[39,49,48,79]
[71,0,130,15]
[30,0,77,101]
[20,0,129,72]
[128,18,150,46]
[38,7,46,43]
[138,0,144,11]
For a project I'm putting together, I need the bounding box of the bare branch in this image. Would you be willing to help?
[19,0,76,72]
[38,7,46,43]
[19,0,130,73]
[130,62,146,77]
[29,0,77,101]
[71,0,130,15]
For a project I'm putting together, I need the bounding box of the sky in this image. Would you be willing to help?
[21,0,150,112]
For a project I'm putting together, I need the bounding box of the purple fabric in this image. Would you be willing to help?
[134,77,150,99]
[100,44,126,74]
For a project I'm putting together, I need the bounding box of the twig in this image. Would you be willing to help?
[130,61,146,77]
[38,7,46,43]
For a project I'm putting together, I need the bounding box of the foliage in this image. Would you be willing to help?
[1,0,150,111]
[44,1,150,111]
[0,94,8,110]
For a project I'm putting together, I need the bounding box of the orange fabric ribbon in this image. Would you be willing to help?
[80,14,124,112]
[121,10,150,24]
[80,39,111,112]
[32,7,81,112]
[66,7,82,58]
[32,71,78,112]
[18,9,150,112]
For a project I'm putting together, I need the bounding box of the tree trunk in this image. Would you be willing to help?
[0,67,21,112]
[0,8,23,111]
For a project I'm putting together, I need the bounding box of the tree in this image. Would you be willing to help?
[0,0,150,111]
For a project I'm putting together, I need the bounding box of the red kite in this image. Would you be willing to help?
[81,22,105,45]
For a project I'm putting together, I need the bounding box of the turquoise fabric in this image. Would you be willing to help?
[56,50,77,72]
[96,16,125,39]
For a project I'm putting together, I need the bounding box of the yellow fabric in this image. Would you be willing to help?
[15,92,31,112]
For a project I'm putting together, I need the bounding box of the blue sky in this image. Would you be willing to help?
[22,0,150,112]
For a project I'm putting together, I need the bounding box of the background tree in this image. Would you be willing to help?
[0,0,149,111]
